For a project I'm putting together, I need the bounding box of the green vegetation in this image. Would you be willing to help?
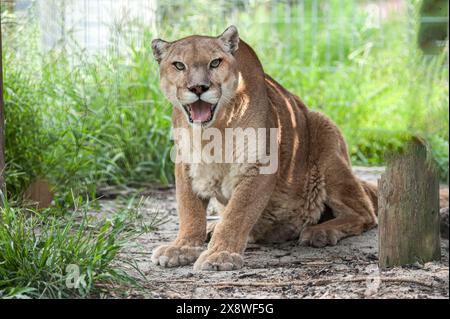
[0,195,154,298]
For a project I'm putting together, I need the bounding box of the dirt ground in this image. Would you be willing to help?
[100,167,449,299]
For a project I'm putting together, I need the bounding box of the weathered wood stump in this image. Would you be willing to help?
[378,139,441,269]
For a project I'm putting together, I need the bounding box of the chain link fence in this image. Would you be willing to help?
[2,0,448,70]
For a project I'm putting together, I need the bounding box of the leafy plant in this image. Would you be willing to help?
[0,194,152,298]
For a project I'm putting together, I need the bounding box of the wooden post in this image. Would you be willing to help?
[0,15,6,196]
[378,139,441,269]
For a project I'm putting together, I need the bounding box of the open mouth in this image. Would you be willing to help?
[183,100,217,125]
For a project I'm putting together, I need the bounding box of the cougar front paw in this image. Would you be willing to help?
[299,226,341,248]
[151,244,204,267]
[193,249,244,271]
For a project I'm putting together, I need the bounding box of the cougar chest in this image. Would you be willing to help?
[189,163,242,203]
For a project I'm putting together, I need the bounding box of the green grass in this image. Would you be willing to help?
[0,194,156,298]
[3,34,174,205]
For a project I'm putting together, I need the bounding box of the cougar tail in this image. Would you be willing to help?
[440,188,449,208]
[359,179,449,216]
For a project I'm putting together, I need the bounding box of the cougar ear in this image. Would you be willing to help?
[151,39,171,63]
[218,25,239,54]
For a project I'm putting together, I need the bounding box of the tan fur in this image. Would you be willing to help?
[151,26,379,271]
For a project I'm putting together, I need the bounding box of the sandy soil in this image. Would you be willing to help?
[99,167,449,299]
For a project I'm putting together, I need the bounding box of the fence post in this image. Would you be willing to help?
[378,139,441,269]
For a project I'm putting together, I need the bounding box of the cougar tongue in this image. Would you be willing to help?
[190,100,212,122]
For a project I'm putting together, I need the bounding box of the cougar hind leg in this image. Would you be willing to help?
[300,162,377,247]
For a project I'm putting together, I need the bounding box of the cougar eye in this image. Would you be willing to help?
[210,58,222,69]
[173,61,186,71]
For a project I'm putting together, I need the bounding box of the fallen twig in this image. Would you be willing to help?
[150,276,436,289]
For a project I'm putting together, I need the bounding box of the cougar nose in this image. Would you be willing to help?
[188,84,210,96]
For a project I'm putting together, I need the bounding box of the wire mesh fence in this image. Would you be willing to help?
[2,0,448,71]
